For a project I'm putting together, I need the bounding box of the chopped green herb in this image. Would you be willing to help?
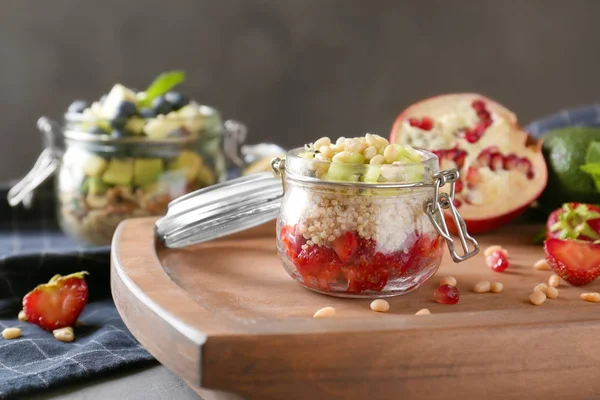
[139,70,186,108]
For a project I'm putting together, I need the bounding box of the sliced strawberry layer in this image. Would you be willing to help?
[544,239,600,286]
[280,226,443,294]
[546,203,600,242]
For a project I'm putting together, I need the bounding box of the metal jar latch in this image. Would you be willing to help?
[424,169,479,262]
[272,157,478,263]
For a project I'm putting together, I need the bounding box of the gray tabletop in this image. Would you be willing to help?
[21,365,201,400]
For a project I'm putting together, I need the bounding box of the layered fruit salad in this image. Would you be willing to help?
[58,71,222,245]
[277,134,444,297]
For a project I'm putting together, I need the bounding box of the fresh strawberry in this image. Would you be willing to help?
[544,239,600,286]
[546,203,600,241]
[23,271,89,331]
[279,224,305,259]
[330,231,358,262]
[295,246,341,289]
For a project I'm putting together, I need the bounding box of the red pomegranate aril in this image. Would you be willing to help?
[486,250,509,272]
[471,99,486,112]
[454,151,466,169]
[476,151,492,166]
[466,166,482,185]
[408,118,420,127]
[453,198,462,208]
[454,179,464,194]
[434,284,460,304]
[503,154,519,170]
[516,158,533,176]
[490,153,504,171]
[464,130,480,143]
[420,117,434,131]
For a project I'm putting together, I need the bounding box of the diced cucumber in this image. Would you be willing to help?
[363,165,381,182]
[82,154,108,177]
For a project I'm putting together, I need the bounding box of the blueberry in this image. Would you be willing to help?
[139,108,156,118]
[110,129,129,139]
[110,117,127,130]
[67,100,89,114]
[89,125,109,135]
[114,100,138,119]
[165,91,189,110]
[151,96,173,115]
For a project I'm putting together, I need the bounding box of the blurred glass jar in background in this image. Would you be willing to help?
[8,106,246,246]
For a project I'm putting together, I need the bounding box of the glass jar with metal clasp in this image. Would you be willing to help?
[155,139,479,298]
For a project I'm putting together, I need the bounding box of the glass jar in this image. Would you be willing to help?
[154,147,479,298]
[8,107,246,246]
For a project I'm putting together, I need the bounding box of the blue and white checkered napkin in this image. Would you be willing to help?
[0,179,154,399]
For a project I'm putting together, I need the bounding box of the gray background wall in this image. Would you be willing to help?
[1,0,598,182]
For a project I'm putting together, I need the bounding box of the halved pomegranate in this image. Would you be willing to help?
[390,93,547,234]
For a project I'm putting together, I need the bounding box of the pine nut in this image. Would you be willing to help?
[2,327,21,340]
[581,292,600,303]
[374,135,389,149]
[548,274,560,288]
[364,146,377,160]
[313,307,336,318]
[369,155,384,165]
[473,281,491,293]
[415,308,431,315]
[335,136,346,146]
[365,133,378,147]
[53,327,75,342]
[440,276,457,286]
[534,283,548,293]
[313,137,331,150]
[383,145,398,163]
[370,299,390,313]
[18,310,27,322]
[320,146,334,158]
[530,291,546,305]
[534,258,550,271]
[332,151,352,163]
[344,138,362,153]
[484,245,505,257]
[545,286,559,299]
[490,282,504,293]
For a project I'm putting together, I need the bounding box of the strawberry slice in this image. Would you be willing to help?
[330,231,358,262]
[23,271,89,331]
[546,203,600,241]
[544,239,600,286]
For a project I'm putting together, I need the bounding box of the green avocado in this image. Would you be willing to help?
[538,127,600,211]
[82,154,108,177]
[102,158,134,186]
[86,177,109,195]
[133,158,164,186]
[168,151,202,180]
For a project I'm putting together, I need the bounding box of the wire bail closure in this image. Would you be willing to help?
[424,169,479,262]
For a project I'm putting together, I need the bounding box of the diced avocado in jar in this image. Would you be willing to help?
[82,154,108,177]
[395,144,422,163]
[168,150,202,181]
[125,118,146,135]
[196,164,216,187]
[86,177,109,195]
[363,165,381,183]
[133,158,164,186]
[325,162,355,182]
[102,158,134,186]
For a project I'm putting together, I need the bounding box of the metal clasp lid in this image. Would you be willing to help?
[7,117,63,208]
[424,169,479,262]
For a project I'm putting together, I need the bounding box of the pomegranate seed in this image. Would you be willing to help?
[454,153,466,169]
[453,198,462,208]
[420,117,434,131]
[466,166,482,185]
[490,153,504,171]
[408,118,420,127]
[408,118,420,128]
[471,99,486,112]
[476,151,491,166]
[483,119,493,128]
[486,250,510,272]
[516,158,533,176]
[503,154,519,170]
[464,130,479,143]
[454,179,464,193]
[527,171,534,179]
[434,284,460,304]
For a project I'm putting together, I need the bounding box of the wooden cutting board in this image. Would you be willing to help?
[111,217,600,400]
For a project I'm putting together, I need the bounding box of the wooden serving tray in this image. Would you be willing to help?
[111,218,600,400]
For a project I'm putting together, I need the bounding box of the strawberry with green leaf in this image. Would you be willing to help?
[546,202,600,241]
